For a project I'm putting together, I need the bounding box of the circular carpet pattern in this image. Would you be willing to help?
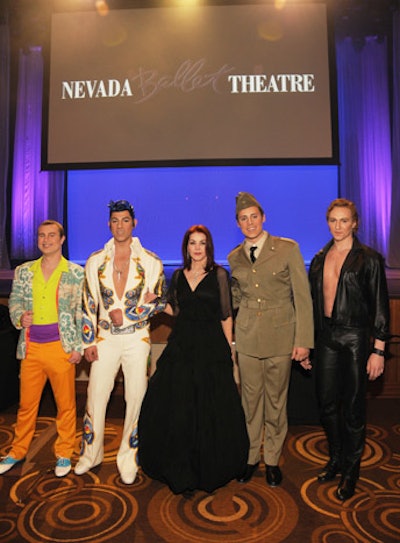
[0,511,18,543]
[9,470,100,507]
[340,489,400,543]
[287,425,391,468]
[311,524,364,542]
[16,482,138,543]
[300,476,385,519]
[147,480,299,542]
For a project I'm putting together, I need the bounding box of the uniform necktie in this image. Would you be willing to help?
[250,246,257,263]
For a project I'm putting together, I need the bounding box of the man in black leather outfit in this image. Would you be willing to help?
[309,198,390,502]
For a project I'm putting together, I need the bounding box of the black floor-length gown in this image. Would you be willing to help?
[138,266,249,494]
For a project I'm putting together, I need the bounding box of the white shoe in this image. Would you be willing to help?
[55,457,71,477]
[74,460,100,476]
[0,456,22,475]
[120,472,136,485]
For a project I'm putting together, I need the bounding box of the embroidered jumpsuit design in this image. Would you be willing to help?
[78,237,166,482]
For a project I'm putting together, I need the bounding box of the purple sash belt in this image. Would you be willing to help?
[29,323,60,343]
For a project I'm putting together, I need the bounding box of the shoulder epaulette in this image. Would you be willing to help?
[228,244,242,256]
[276,236,296,245]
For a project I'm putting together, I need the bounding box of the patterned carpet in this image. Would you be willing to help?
[0,392,399,543]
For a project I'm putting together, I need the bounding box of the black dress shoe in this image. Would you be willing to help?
[336,476,356,501]
[317,460,340,483]
[237,463,259,483]
[266,465,282,487]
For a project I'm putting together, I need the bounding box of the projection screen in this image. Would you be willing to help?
[45,1,336,168]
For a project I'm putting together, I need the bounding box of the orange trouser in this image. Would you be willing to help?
[9,340,77,460]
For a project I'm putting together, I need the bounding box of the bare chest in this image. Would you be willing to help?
[112,255,131,299]
[324,250,348,282]
[322,248,350,316]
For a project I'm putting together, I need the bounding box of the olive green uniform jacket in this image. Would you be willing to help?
[228,233,314,357]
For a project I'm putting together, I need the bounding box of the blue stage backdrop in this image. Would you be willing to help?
[67,165,338,267]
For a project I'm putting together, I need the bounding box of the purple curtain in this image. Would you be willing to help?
[10,46,65,261]
[388,11,400,268]
[336,36,392,258]
[0,10,10,268]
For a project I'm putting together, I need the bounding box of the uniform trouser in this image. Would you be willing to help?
[78,329,150,479]
[315,323,369,480]
[238,352,292,466]
[10,340,76,460]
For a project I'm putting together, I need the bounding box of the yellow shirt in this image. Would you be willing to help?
[31,257,69,325]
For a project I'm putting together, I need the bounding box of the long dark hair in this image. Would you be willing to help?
[182,225,216,271]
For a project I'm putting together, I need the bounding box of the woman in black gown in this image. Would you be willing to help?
[138,225,249,495]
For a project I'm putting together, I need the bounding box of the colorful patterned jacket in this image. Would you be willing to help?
[8,258,84,359]
[82,237,166,347]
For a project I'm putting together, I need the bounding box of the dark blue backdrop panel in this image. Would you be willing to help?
[67,165,338,266]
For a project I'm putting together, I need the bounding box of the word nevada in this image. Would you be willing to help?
[61,79,133,99]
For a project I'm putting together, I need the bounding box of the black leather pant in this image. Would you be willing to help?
[315,320,369,480]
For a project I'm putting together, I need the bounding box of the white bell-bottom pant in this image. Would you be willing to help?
[78,328,150,480]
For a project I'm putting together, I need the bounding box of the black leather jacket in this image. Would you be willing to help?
[309,236,390,341]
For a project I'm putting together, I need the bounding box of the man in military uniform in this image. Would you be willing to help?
[228,192,314,487]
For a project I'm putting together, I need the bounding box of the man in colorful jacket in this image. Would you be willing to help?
[0,220,84,478]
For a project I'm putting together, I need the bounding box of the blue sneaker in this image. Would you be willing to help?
[0,456,22,475]
[55,457,71,477]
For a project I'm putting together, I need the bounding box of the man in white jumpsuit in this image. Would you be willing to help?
[75,200,166,484]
